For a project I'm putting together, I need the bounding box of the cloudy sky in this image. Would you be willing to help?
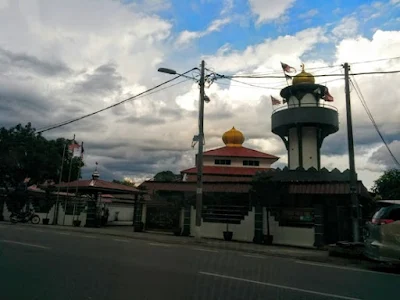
[1,0,399,189]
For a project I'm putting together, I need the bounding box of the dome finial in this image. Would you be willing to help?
[292,63,315,85]
[222,127,245,147]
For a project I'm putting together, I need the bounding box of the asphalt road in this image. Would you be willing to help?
[0,224,398,300]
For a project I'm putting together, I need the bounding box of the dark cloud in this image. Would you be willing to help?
[369,140,400,168]
[73,63,123,95]
[0,47,70,76]
[119,115,166,125]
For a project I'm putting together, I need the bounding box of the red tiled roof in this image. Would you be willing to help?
[141,181,251,193]
[181,166,270,176]
[203,146,279,159]
[56,179,142,194]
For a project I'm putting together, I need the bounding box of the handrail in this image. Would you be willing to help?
[272,102,338,114]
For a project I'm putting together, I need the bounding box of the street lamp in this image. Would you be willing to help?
[158,60,207,239]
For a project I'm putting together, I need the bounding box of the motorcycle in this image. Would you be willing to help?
[10,209,40,224]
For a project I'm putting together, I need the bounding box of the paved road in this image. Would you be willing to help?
[0,224,398,300]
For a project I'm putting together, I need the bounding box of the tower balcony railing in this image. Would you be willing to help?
[272,102,338,114]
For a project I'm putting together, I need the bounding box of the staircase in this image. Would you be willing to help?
[202,205,250,224]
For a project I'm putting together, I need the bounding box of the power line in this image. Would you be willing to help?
[223,69,400,79]
[350,76,400,167]
[36,71,195,134]
[218,56,400,78]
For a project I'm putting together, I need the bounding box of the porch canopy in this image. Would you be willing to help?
[141,180,370,198]
[56,179,144,196]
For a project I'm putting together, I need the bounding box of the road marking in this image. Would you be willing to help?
[242,254,265,259]
[56,232,71,236]
[114,239,129,243]
[199,272,360,300]
[80,235,98,239]
[149,242,172,247]
[192,247,219,253]
[295,260,400,277]
[0,239,51,250]
[33,229,45,233]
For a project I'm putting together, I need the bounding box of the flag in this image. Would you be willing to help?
[280,62,296,73]
[68,140,80,152]
[271,96,281,105]
[80,142,84,159]
[323,87,334,102]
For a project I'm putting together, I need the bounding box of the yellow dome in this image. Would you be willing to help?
[292,64,315,85]
[222,127,245,147]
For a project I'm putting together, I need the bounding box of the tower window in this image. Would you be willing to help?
[215,159,231,165]
[243,160,260,166]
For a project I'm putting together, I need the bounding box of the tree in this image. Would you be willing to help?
[112,179,136,187]
[153,171,180,182]
[372,169,400,200]
[0,123,83,191]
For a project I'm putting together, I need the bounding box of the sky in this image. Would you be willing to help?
[0,0,399,189]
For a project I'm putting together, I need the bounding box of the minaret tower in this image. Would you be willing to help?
[271,64,339,170]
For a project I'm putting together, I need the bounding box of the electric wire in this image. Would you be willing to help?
[36,71,195,134]
[350,77,400,167]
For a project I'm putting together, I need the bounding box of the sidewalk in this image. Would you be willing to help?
[0,222,367,267]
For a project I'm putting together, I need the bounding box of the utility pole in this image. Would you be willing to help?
[343,62,360,242]
[195,60,205,238]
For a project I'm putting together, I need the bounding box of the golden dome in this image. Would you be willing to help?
[222,126,245,147]
[292,64,315,85]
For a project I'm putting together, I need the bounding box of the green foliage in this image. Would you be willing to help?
[372,169,400,200]
[112,179,135,187]
[153,170,180,182]
[0,123,84,191]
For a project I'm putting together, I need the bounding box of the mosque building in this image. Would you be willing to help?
[141,65,371,247]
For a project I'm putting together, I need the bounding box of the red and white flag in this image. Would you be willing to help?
[280,62,296,73]
[271,96,281,105]
[323,87,334,102]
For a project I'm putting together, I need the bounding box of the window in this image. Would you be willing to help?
[215,159,231,165]
[243,160,260,166]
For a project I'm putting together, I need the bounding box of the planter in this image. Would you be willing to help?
[223,231,233,241]
[42,218,50,225]
[73,220,82,227]
[264,234,273,245]
[173,227,182,236]
[134,222,144,232]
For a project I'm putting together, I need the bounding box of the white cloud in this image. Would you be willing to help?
[204,27,327,73]
[248,0,296,24]
[176,17,231,46]
[221,0,234,15]
[0,0,399,188]
[298,9,319,19]
[332,16,359,38]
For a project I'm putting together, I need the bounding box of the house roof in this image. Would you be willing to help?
[203,146,279,160]
[181,166,270,176]
[56,179,143,194]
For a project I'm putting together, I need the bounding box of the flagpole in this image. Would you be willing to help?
[53,141,67,225]
[63,134,75,226]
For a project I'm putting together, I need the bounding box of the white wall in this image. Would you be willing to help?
[301,93,317,106]
[288,127,299,169]
[107,203,134,222]
[288,95,299,107]
[302,127,318,169]
[263,208,315,247]
[190,206,255,242]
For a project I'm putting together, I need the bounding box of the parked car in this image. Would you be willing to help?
[364,204,400,264]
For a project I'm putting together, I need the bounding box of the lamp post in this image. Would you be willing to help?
[158,60,206,239]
